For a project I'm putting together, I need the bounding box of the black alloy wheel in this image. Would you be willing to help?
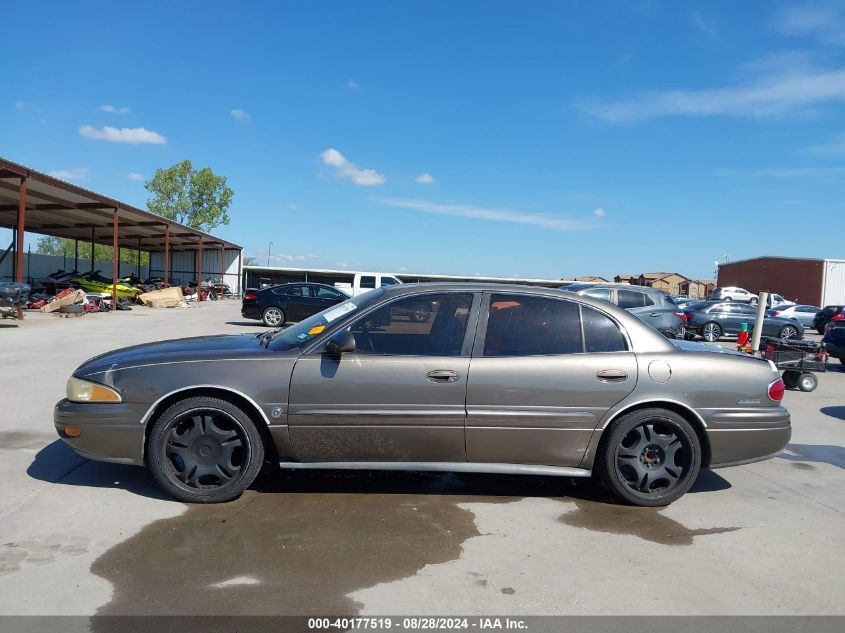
[598,408,701,506]
[779,325,799,339]
[148,397,265,503]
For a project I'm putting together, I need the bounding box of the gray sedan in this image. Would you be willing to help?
[684,301,804,342]
[55,284,790,507]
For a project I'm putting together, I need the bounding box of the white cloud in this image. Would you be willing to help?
[347,80,359,89]
[48,168,88,181]
[127,172,144,181]
[230,108,250,121]
[415,172,436,184]
[594,207,606,217]
[267,253,320,263]
[777,4,845,46]
[336,262,349,268]
[100,104,130,114]
[802,132,845,155]
[79,125,167,144]
[14,100,24,110]
[320,148,386,186]
[379,198,599,231]
[581,64,845,122]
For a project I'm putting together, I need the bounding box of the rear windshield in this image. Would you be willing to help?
[823,306,843,315]
[267,288,385,351]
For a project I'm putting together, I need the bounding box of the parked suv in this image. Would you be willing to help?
[562,283,685,338]
[812,305,845,334]
[711,287,758,304]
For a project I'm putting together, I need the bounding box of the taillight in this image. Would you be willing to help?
[833,314,844,321]
[771,311,780,316]
[768,378,785,402]
[244,292,257,300]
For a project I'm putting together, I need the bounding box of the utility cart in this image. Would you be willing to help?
[760,336,828,392]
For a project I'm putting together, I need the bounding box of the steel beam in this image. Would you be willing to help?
[112,209,119,312]
[15,178,26,319]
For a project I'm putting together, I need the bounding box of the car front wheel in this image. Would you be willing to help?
[262,306,285,327]
[779,325,799,339]
[597,408,701,507]
[147,397,265,503]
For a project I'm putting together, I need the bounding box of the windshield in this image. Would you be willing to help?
[266,288,385,351]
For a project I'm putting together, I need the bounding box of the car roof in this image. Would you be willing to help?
[560,282,670,295]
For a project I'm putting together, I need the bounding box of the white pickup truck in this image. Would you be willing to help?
[335,272,403,297]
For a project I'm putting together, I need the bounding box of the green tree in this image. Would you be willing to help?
[36,236,148,267]
[145,159,234,231]
[243,256,258,266]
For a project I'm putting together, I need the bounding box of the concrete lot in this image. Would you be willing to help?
[0,302,843,616]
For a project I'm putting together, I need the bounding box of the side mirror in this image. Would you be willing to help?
[325,328,356,355]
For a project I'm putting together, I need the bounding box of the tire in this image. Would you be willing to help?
[798,372,818,392]
[779,325,799,339]
[147,397,265,503]
[596,408,701,507]
[724,297,732,301]
[702,322,722,342]
[749,298,758,306]
[816,327,825,335]
[411,307,430,323]
[782,370,799,389]
[262,306,285,327]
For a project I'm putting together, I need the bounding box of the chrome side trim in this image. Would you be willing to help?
[279,461,592,478]
[138,385,273,427]
[599,398,708,429]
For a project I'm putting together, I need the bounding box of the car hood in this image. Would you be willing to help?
[75,333,280,376]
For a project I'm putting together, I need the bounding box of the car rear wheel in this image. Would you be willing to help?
[147,397,265,503]
[597,408,701,507]
[817,327,825,335]
[782,370,799,389]
[702,322,722,342]
[798,372,818,392]
[262,306,285,327]
[779,325,799,339]
[749,298,758,306]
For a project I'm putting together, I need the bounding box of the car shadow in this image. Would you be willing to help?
[26,440,172,501]
[821,406,845,421]
[780,443,845,470]
[225,320,267,327]
[27,439,732,503]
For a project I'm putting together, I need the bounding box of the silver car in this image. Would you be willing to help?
[54,283,790,507]
[767,304,822,327]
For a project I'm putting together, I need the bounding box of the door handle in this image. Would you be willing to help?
[649,313,660,318]
[596,369,628,382]
[426,369,460,383]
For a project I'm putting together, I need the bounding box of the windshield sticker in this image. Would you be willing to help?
[323,302,357,323]
[307,324,326,335]
[296,333,310,340]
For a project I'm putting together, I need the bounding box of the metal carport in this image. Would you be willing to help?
[0,156,242,319]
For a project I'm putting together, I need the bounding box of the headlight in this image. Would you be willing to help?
[66,377,122,403]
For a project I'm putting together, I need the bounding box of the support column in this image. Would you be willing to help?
[164,224,170,287]
[196,238,203,285]
[112,209,119,311]
[74,239,79,271]
[15,178,26,320]
[90,227,95,273]
[136,238,141,277]
[220,245,225,298]
[237,249,243,297]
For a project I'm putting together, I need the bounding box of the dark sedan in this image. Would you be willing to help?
[812,305,845,334]
[55,283,790,508]
[242,282,348,326]
[684,301,804,342]
[822,322,845,365]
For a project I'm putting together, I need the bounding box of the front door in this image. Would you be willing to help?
[466,293,637,467]
[288,291,478,462]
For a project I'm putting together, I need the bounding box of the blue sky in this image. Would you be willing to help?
[3,0,845,281]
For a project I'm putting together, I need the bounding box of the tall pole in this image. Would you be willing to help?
[220,245,225,298]
[751,292,769,354]
[197,238,203,285]
[137,238,141,277]
[90,227,95,273]
[15,177,26,320]
[112,208,119,311]
[267,241,273,266]
[164,224,170,287]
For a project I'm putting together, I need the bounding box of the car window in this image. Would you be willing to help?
[286,285,308,296]
[707,303,730,313]
[359,276,377,289]
[350,293,473,356]
[642,294,655,307]
[583,288,612,301]
[735,304,757,315]
[582,306,627,352]
[484,294,581,356]
[314,286,345,299]
[267,289,386,351]
[617,289,645,309]
[380,276,400,286]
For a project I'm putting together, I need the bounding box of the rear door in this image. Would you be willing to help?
[465,293,636,467]
[287,291,479,462]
